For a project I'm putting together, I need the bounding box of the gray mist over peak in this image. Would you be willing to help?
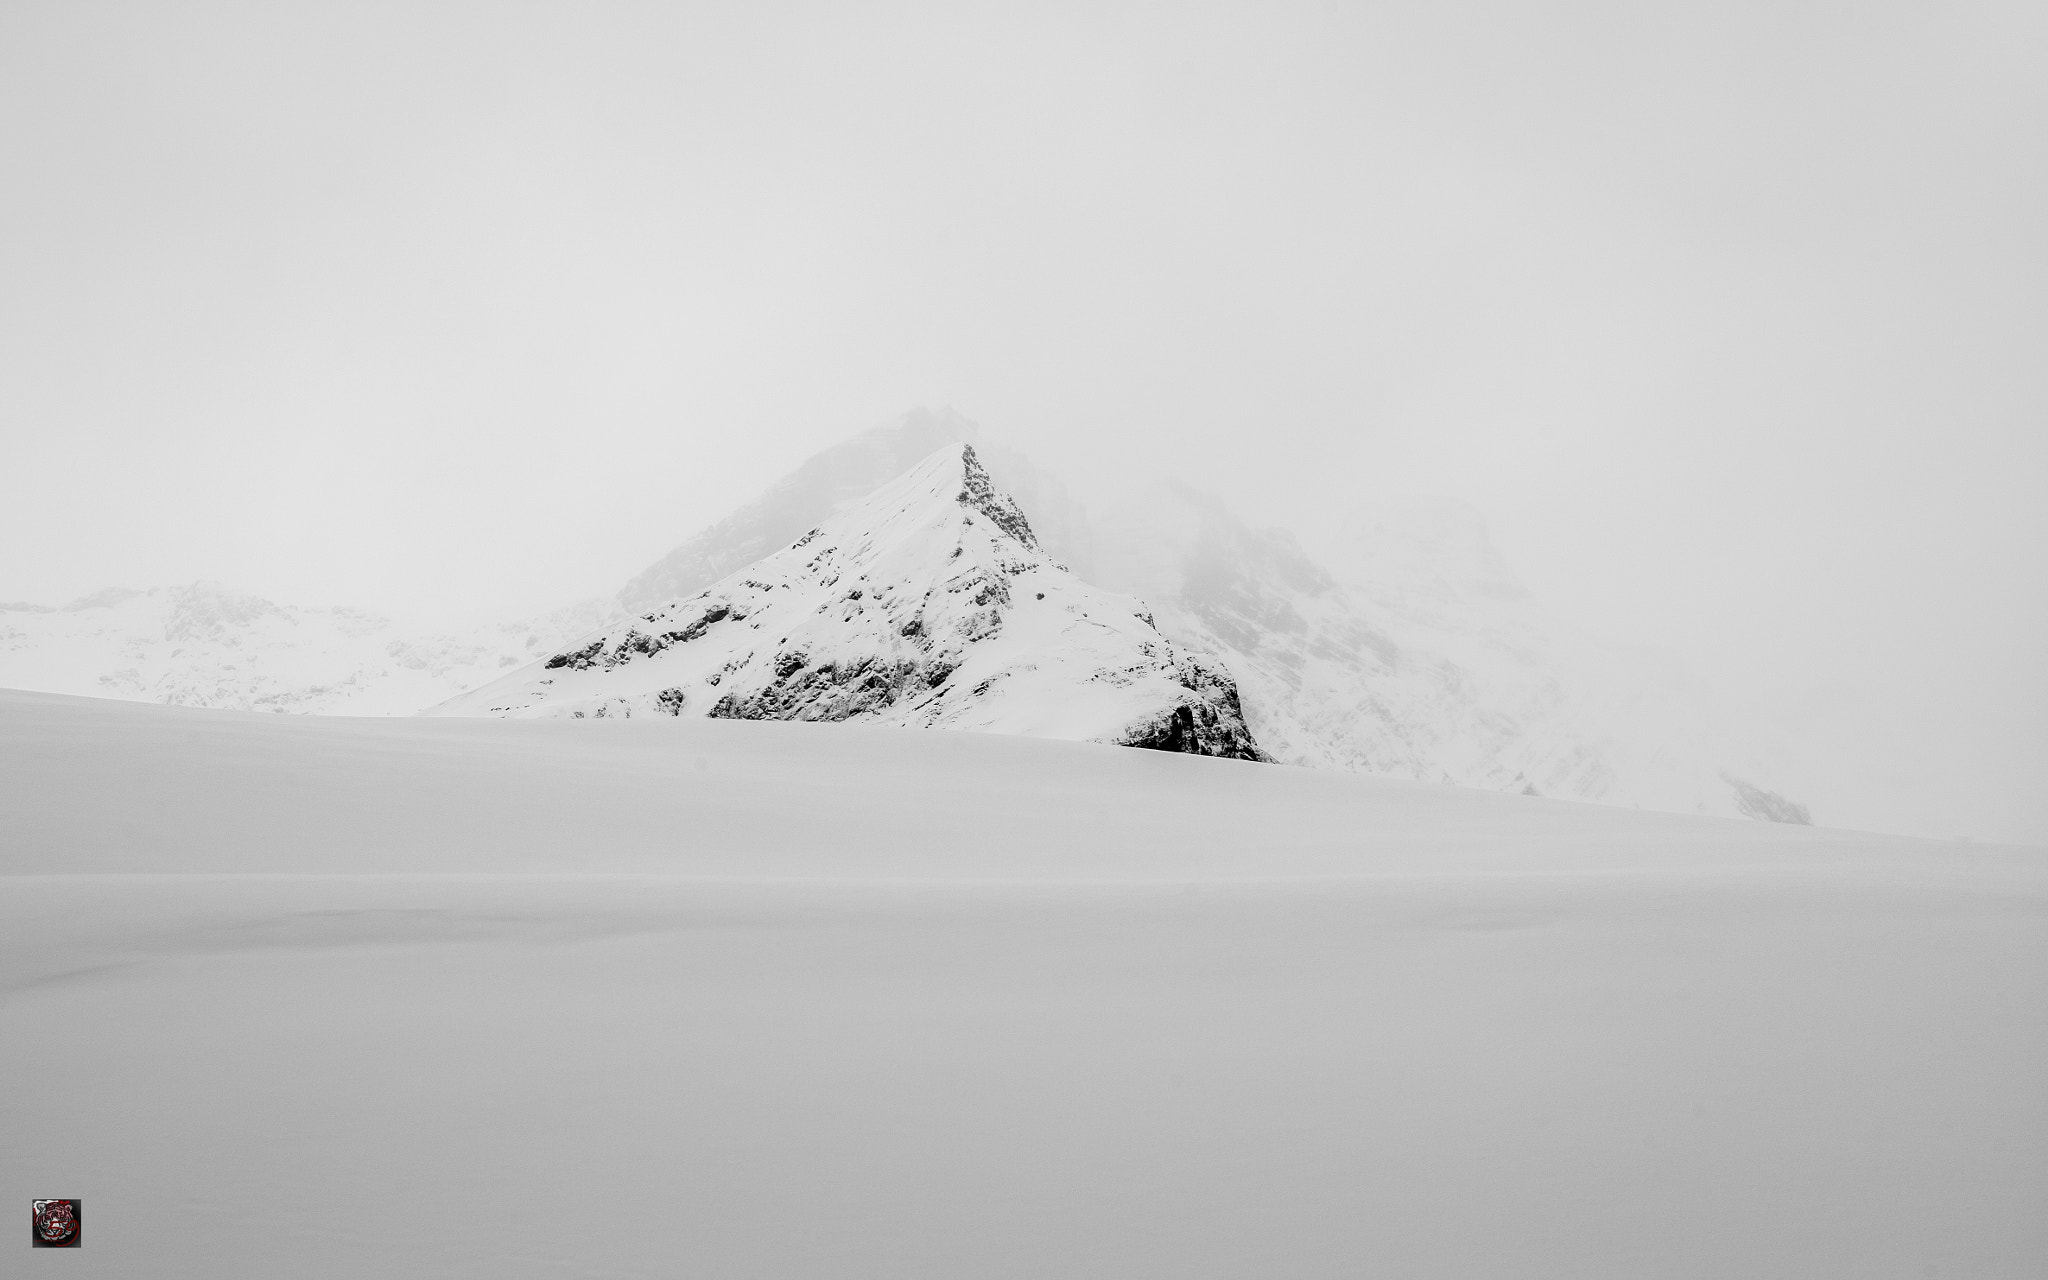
[1323,497,1532,605]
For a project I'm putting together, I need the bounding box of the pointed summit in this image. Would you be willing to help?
[955,443,1038,550]
[430,444,1265,761]
[614,407,1095,614]
[614,408,986,616]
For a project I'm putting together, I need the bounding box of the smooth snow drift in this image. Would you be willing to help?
[2,689,2043,1279]
[429,444,1263,759]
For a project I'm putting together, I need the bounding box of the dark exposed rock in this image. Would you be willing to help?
[1108,660,1268,761]
[957,444,1038,549]
[544,639,605,671]
[555,604,748,673]
[1116,689,1267,761]
[611,630,661,664]
[709,657,930,723]
[673,604,733,644]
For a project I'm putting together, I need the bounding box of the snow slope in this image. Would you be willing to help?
[0,582,602,715]
[3,689,2043,1279]
[617,406,1096,613]
[430,444,1262,759]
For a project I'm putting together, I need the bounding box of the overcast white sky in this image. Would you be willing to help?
[2,1,2044,838]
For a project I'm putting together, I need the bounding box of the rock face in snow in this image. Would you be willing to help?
[429,445,1265,761]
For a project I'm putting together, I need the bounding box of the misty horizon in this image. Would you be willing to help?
[5,7,2043,1276]
[7,398,2042,844]
[5,3,2042,849]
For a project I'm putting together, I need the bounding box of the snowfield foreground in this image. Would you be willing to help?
[2,690,2043,1279]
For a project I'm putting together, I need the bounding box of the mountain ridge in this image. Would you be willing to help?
[0,406,1808,823]
[427,443,1266,761]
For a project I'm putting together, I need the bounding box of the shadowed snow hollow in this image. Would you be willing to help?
[428,445,1264,760]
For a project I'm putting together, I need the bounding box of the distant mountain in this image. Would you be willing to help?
[0,405,1808,822]
[601,409,1809,822]
[0,582,603,716]
[430,444,1264,760]
[1091,484,1806,821]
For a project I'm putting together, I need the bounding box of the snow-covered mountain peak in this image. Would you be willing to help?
[429,444,1266,760]
[615,408,1094,615]
[953,442,1041,551]
[811,440,1041,573]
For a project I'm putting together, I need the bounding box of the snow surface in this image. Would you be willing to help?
[428,444,1260,757]
[3,688,2044,1278]
[0,581,604,715]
